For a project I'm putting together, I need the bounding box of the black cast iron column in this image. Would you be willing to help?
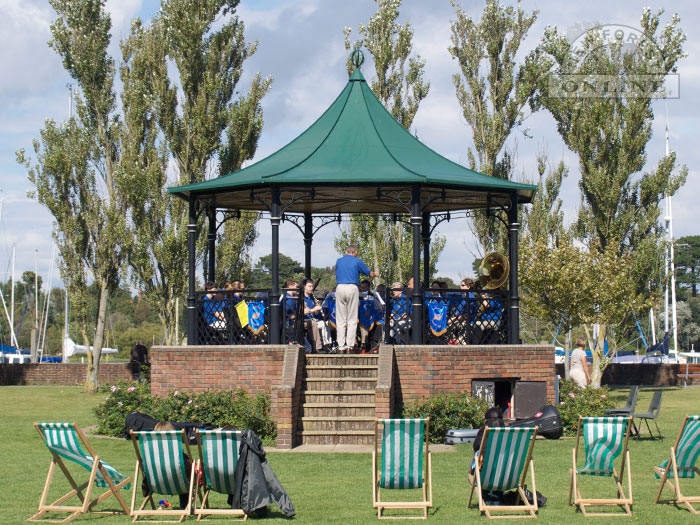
[186,198,197,345]
[304,212,312,279]
[270,187,281,344]
[422,211,430,289]
[508,192,520,344]
[207,205,216,283]
[411,186,423,344]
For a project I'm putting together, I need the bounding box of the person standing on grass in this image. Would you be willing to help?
[334,245,378,353]
[570,337,591,388]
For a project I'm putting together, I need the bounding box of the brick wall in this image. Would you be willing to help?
[391,345,555,410]
[555,363,700,386]
[273,347,305,449]
[0,362,132,385]
[150,345,288,396]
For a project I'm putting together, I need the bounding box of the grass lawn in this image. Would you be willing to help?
[1,385,699,523]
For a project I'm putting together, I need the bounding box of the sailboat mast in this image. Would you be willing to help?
[11,245,16,347]
[665,124,679,357]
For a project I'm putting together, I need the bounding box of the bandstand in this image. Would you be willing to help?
[161,54,554,448]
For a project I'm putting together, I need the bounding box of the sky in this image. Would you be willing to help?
[0,0,697,290]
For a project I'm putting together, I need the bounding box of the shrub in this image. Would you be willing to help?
[557,379,615,436]
[402,392,489,444]
[94,381,277,444]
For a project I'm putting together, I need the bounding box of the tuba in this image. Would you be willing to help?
[478,252,510,289]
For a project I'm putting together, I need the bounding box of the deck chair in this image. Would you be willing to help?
[632,391,663,439]
[130,430,196,523]
[29,422,131,523]
[194,429,247,521]
[654,415,700,514]
[372,418,432,519]
[467,427,537,519]
[569,416,633,517]
[468,426,538,519]
[605,386,639,416]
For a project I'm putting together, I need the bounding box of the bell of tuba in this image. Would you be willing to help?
[478,252,510,289]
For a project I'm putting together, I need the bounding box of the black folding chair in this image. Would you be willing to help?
[632,391,663,440]
[605,385,639,417]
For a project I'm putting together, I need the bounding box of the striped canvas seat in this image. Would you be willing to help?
[195,429,246,520]
[41,423,129,489]
[654,416,700,514]
[468,426,538,519]
[380,419,425,490]
[29,422,131,523]
[130,430,196,523]
[372,418,432,519]
[570,416,633,517]
[578,417,629,477]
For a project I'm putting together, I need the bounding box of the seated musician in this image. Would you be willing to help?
[200,281,226,344]
[301,278,331,353]
[389,281,411,345]
[476,290,504,344]
[358,279,375,352]
[283,279,300,342]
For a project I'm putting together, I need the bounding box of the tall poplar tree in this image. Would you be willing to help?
[339,0,442,286]
[536,8,687,386]
[126,0,271,343]
[448,0,551,253]
[19,0,131,391]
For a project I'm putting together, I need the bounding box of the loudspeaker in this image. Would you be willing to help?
[513,381,546,419]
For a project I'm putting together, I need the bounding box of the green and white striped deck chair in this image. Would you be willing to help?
[569,416,633,517]
[130,430,196,523]
[372,418,432,519]
[29,422,131,523]
[194,429,246,521]
[654,415,700,514]
[468,426,538,519]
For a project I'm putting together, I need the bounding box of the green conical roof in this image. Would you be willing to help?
[169,68,535,213]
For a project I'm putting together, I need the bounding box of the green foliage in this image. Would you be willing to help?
[557,379,615,436]
[402,392,489,444]
[449,0,551,252]
[676,235,700,299]
[94,381,277,444]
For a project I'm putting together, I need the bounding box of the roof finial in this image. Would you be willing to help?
[350,45,364,69]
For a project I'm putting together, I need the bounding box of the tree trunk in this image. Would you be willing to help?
[564,329,572,380]
[86,281,109,393]
[589,322,607,388]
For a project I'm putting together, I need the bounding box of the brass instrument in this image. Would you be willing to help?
[478,252,510,290]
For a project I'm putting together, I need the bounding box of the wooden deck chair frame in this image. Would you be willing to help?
[29,422,131,523]
[569,416,633,517]
[372,418,432,520]
[194,429,247,521]
[130,430,196,523]
[654,415,700,514]
[467,426,539,519]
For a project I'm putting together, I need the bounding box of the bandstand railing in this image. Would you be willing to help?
[193,287,509,347]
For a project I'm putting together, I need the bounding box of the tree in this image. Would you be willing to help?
[340,0,441,286]
[449,0,551,252]
[19,0,134,392]
[676,235,700,298]
[536,8,687,386]
[125,0,271,344]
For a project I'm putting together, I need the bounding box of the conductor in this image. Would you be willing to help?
[334,245,379,353]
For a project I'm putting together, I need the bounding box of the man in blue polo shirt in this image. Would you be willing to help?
[334,245,379,353]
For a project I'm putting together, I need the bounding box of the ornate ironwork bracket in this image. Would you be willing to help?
[377,188,412,213]
[428,212,451,236]
[421,189,447,210]
[215,209,242,233]
[282,213,341,238]
[249,190,271,212]
[281,189,315,214]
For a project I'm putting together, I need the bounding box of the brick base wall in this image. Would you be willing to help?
[0,362,132,386]
[555,363,700,386]
[392,345,555,410]
[150,345,288,395]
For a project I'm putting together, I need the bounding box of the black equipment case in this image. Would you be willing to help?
[508,405,563,439]
[445,428,479,444]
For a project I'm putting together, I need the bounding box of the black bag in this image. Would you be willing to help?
[500,487,547,507]
[124,411,158,439]
[508,405,562,440]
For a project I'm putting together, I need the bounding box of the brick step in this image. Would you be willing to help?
[306,365,378,370]
[305,366,377,379]
[300,434,375,445]
[301,402,375,417]
[306,355,379,367]
[305,378,377,388]
[303,389,375,400]
[301,416,376,421]
[299,429,375,436]
[300,418,376,432]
